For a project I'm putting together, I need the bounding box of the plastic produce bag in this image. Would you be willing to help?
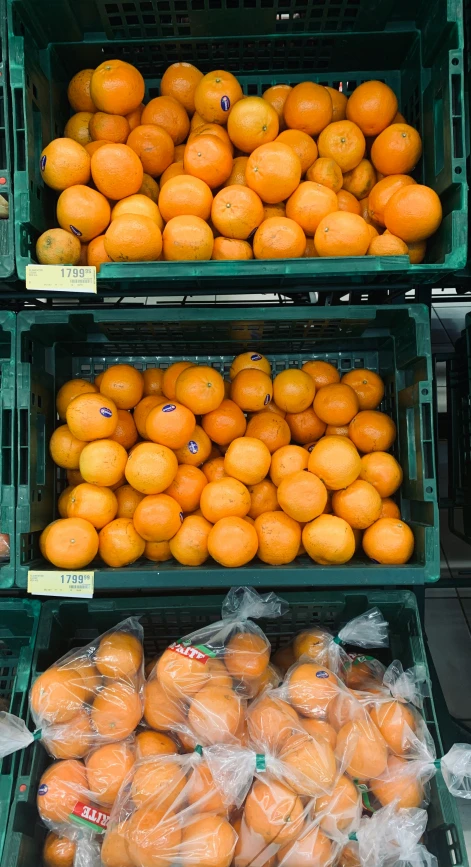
[144,587,287,748]
[355,802,438,867]
[101,744,256,867]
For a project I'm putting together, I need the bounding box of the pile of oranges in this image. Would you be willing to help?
[36,60,442,267]
[42,351,414,570]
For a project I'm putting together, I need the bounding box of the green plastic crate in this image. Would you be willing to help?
[444,313,471,543]
[6,0,467,291]
[0,599,40,865]
[0,312,16,589]
[0,590,466,867]
[15,304,439,588]
[0,0,14,281]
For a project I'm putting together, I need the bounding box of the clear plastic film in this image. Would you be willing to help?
[440,744,471,799]
[74,837,102,867]
[144,587,287,748]
[355,802,438,867]
[0,711,37,758]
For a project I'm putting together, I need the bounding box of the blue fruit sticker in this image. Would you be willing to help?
[316,670,329,678]
[40,155,46,171]
[221,96,230,111]
[264,394,271,405]
[188,441,198,454]
[100,407,113,418]
[162,404,176,412]
[251,354,262,361]
[180,512,184,521]
[38,784,48,796]
[69,224,82,237]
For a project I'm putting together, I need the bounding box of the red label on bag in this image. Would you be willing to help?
[168,641,216,664]
[69,801,110,833]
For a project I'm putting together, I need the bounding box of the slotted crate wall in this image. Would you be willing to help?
[15,305,439,588]
[0,0,14,279]
[0,312,16,588]
[5,0,467,289]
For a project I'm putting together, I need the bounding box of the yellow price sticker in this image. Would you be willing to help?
[28,570,94,598]
[26,265,97,293]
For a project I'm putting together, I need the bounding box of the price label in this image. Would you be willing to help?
[27,570,94,598]
[26,265,97,293]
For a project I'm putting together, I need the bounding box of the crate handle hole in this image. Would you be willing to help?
[426,486,433,493]
[455,166,462,174]
[451,57,460,65]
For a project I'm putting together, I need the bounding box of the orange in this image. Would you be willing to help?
[359,451,403,497]
[284,81,332,135]
[91,141,144,200]
[224,436,271,485]
[89,111,130,143]
[180,813,235,867]
[86,741,134,806]
[384,184,442,243]
[187,761,228,814]
[211,184,264,239]
[371,123,422,175]
[244,778,304,844]
[336,716,388,780]
[212,237,253,260]
[125,441,178,494]
[95,630,143,678]
[136,730,177,759]
[313,382,359,425]
[276,129,318,174]
[302,359,340,389]
[303,236,319,258]
[230,351,271,380]
[111,194,163,230]
[247,694,299,752]
[159,174,213,222]
[160,62,204,115]
[285,406,326,444]
[315,210,371,256]
[138,95,189,145]
[165,465,207,512]
[105,213,162,262]
[251,402,285,418]
[184,134,232,189]
[79,439,127,487]
[126,102,144,131]
[325,424,349,436]
[247,479,279,518]
[44,517,98,569]
[200,476,250,522]
[127,123,175,177]
[325,86,348,122]
[64,112,93,146]
[370,755,423,809]
[142,368,164,397]
[133,395,166,439]
[110,409,138,449]
[370,700,416,755]
[188,122,234,153]
[31,666,87,724]
[315,775,360,834]
[223,155,249,186]
[188,683,243,743]
[359,195,382,230]
[306,157,343,192]
[99,364,144,410]
[277,470,327,522]
[252,215,306,259]
[175,365,224,414]
[127,806,181,867]
[226,632,269,680]
[280,733,337,794]
[143,677,186,729]
[37,760,89,826]
[380,497,401,519]
[263,84,292,131]
[208,515,258,567]
[133,493,183,542]
[270,444,308,486]
[407,239,427,264]
[101,825,133,867]
[362,516,414,564]
[40,138,91,191]
[203,456,227,483]
[202,398,247,445]
[366,223,379,242]
[337,189,362,215]
[341,368,384,410]
[91,679,142,741]
[163,214,214,260]
[346,81,398,136]
[303,513,355,564]
[84,140,108,156]
[144,540,172,563]
[245,412,291,453]
[139,172,160,202]
[368,174,417,226]
[36,228,82,265]
[318,120,365,172]
[263,201,286,220]
[246,142,301,204]
[302,718,337,748]
[90,59,144,115]
[174,424,212,466]
[286,181,338,236]
[131,760,186,810]
[66,482,117,528]
[87,234,112,272]
[348,409,396,452]
[342,158,376,199]
[194,69,243,124]
[57,486,75,518]
[190,110,205,131]
[278,827,333,866]
[43,832,76,867]
[145,401,196,449]
[332,478,382,529]
[157,645,210,697]
[98,517,145,566]
[254,510,301,565]
[68,69,96,113]
[56,184,110,242]
[163,361,194,400]
[50,424,87,468]
[308,435,361,489]
[169,514,213,565]
[368,232,408,256]
[227,96,279,152]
